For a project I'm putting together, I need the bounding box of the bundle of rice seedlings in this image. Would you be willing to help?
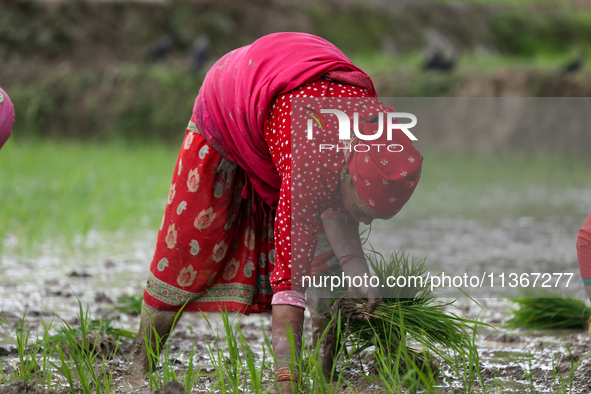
[506,289,591,330]
[326,250,482,387]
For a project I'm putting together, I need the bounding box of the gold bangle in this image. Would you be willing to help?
[275,366,297,382]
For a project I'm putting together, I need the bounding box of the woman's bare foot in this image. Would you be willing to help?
[131,301,181,373]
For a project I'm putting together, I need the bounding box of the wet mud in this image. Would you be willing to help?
[1,214,590,392]
[3,291,591,392]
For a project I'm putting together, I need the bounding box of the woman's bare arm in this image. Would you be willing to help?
[321,217,382,313]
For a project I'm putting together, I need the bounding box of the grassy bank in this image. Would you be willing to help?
[7,64,203,142]
[4,1,591,143]
[3,0,591,63]
[6,55,591,144]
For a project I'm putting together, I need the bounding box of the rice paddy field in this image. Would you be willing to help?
[1,137,590,393]
[4,0,591,391]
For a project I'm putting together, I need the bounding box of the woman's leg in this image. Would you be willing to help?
[132,301,181,373]
[307,287,337,382]
[272,305,304,394]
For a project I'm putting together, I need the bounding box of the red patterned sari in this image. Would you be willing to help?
[143,117,274,314]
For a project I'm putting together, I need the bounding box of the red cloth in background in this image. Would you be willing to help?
[577,211,591,280]
[0,87,15,149]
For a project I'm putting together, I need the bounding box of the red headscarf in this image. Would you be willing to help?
[346,120,423,217]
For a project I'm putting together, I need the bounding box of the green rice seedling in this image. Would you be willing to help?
[552,354,570,394]
[366,306,439,393]
[267,311,353,394]
[506,289,591,330]
[54,344,75,391]
[200,317,227,392]
[159,347,179,387]
[261,324,279,391]
[321,315,352,393]
[564,343,575,393]
[178,326,203,393]
[201,310,244,393]
[327,249,483,392]
[220,310,242,391]
[48,318,136,344]
[35,318,59,391]
[14,309,44,385]
[463,313,486,391]
[0,314,7,331]
[281,321,301,394]
[485,374,505,394]
[51,300,119,394]
[306,351,353,394]
[182,342,202,394]
[550,342,591,394]
[564,344,591,394]
[238,323,266,393]
[523,352,535,393]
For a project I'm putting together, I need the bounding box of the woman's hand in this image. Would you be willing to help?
[340,257,383,314]
[322,217,383,314]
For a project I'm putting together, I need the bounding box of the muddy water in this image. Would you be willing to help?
[1,193,591,392]
[370,215,585,298]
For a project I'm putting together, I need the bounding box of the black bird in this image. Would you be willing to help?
[189,35,211,72]
[423,50,457,72]
[144,35,175,63]
[561,51,585,74]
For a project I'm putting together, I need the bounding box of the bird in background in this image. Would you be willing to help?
[421,28,458,72]
[144,34,176,63]
[423,48,458,72]
[560,50,586,74]
[189,35,211,73]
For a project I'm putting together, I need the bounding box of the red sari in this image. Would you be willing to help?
[142,33,385,313]
[143,80,381,313]
[143,118,274,314]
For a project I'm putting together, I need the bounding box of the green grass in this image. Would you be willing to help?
[2,140,589,256]
[1,303,126,393]
[47,318,136,344]
[1,297,590,393]
[0,138,179,255]
[52,303,120,394]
